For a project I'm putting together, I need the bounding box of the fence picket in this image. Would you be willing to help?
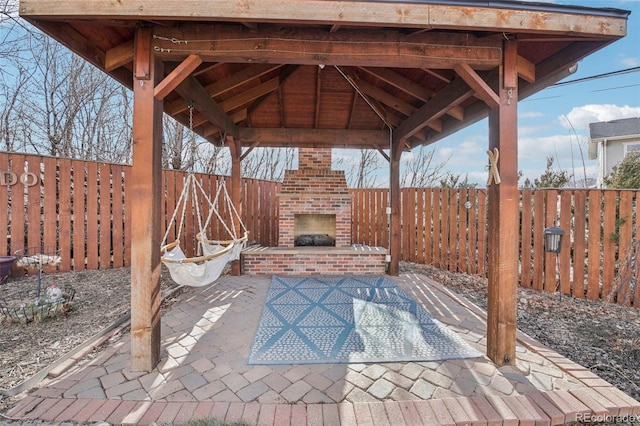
[573,191,586,298]
[559,191,572,296]
[617,191,633,305]
[602,190,617,299]
[533,190,544,291]
[58,161,72,271]
[112,165,124,268]
[587,191,602,300]
[520,190,532,288]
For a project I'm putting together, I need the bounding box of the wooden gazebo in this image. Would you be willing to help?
[19,0,628,371]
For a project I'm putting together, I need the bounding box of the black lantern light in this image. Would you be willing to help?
[543,226,565,254]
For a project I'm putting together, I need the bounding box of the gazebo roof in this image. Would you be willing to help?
[19,0,629,151]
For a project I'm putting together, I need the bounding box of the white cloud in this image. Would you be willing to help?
[560,104,640,133]
[519,111,545,119]
[620,56,640,67]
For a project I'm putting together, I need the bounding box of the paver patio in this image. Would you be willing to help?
[4,272,640,425]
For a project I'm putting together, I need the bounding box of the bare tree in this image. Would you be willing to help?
[242,147,296,181]
[0,65,31,152]
[401,145,450,187]
[15,36,132,162]
[334,149,384,188]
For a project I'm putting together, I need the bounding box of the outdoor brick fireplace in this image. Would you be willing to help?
[278,148,351,248]
[242,148,387,275]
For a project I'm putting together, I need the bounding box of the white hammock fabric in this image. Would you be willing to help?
[161,174,248,287]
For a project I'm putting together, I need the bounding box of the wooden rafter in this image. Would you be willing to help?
[174,76,238,139]
[154,54,203,100]
[105,40,134,72]
[168,64,283,115]
[394,77,474,144]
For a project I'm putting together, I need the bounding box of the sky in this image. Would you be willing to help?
[336,0,640,188]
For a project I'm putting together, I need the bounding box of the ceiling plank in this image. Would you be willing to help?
[105,39,134,71]
[239,128,388,148]
[154,54,203,100]
[394,77,474,143]
[453,63,499,109]
[174,76,238,139]
[153,25,503,69]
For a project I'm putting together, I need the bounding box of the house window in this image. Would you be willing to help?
[623,142,640,157]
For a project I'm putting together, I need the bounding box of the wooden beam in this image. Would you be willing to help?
[174,76,239,139]
[388,137,405,276]
[21,1,627,38]
[454,63,499,109]
[153,25,503,68]
[517,55,536,83]
[105,39,134,72]
[130,27,163,372]
[486,39,519,367]
[154,54,203,100]
[228,137,242,276]
[240,140,261,161]
[238,128,389,148]
[394,77,474,143]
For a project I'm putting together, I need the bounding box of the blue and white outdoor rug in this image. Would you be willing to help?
[248,276,482,365]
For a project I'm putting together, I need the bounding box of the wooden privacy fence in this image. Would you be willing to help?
[352,187,640,308]
[0,153,279,273]
[2,153,638,308]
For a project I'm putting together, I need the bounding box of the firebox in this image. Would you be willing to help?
[294,214,336,246]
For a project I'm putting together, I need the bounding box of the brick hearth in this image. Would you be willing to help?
[242,148,387,275]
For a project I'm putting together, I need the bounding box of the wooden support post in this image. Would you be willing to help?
[388,138,404,276]
[228,136,242,276]
[130,27,164,372]
[486,39,519,366]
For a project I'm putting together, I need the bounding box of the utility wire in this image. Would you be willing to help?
[551,66,640,88]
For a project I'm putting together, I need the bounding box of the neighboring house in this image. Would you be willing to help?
[588,117,640,188]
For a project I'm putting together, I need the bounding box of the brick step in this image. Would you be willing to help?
[241,245,387,275]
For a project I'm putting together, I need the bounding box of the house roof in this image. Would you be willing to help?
[589,117,640,140]
[19,0,629,151]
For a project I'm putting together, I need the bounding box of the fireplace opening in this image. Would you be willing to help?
[294,214,336,247]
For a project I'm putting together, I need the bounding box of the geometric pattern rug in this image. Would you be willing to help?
[248,276,483,365]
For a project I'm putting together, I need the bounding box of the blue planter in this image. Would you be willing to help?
[0,255,16,282]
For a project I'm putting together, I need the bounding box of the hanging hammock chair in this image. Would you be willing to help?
[161,173,248,287]
[160,101,247,287]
